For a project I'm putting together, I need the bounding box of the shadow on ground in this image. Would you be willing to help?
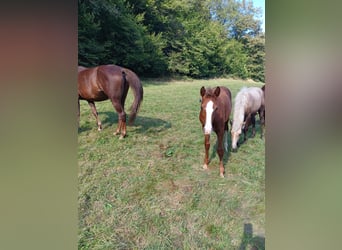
[208,132,231,167]
[78,111,171,135]
[239,223,265,250]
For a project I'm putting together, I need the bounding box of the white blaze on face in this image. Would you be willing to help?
[204,101,214,134]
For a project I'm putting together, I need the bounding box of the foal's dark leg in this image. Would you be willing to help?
[203,134,210,170]
[88,101,102,131]
[216,131,225,178]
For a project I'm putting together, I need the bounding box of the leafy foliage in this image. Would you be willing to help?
[244,35,265,82]
[78,0,265,81]
[209,0,262,40]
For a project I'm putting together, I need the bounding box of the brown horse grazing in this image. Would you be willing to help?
[78,64,143,138]
[199,86,232,177]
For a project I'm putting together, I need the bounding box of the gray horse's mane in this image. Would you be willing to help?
[232,87,248,132]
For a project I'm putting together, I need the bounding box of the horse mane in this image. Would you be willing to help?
[232,87,248,132]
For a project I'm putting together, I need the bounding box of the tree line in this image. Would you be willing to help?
[78,0,265,82]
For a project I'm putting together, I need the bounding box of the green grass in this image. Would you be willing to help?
[78,78,265,249]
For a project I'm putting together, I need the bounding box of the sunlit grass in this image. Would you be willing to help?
[78,78,265,249]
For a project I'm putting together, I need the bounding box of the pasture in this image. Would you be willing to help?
[78,78,265,249]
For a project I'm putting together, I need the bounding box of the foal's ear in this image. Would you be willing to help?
[200,86,206,97]
[214,86,220,97]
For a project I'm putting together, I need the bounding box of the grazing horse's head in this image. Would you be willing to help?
[231,120,243,152]
[199,86,221,135]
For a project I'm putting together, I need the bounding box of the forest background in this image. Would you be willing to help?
[78,0,265,82]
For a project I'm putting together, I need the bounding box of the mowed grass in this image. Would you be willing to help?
[78,79,265,249]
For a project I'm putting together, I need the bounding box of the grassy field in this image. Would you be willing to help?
[78,78,265,249]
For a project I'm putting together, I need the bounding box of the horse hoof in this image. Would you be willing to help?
[119,135,125,140]
[203,164,208,170]
[220,173,224,178]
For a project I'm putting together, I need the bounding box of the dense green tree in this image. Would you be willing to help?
[244,34,265,82]
[223,39,249,78]
[78,0,106,66]
[78,0,167,75]
[165,0,228,77]
[78,0,265,81]
[208,0,264,81]
[208,0,262,40]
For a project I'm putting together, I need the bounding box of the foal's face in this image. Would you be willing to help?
[199,87,220,135]
[200,97,217,134]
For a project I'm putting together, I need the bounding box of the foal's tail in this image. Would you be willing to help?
[124,68,143,125]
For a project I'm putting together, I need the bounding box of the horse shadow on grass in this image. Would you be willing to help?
[80,111,171,135]
[131,115,172,134]
[207,120,265,169]
[238,223,265,250]
[233,120,265,150]
[208,132,232,168]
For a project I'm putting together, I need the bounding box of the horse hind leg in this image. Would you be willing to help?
[119,117,127,139]
[88,101,102,131]
[111,100,126,139]
[114,114,126,139]
[243,115,251,142]
[251,114,256,138]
